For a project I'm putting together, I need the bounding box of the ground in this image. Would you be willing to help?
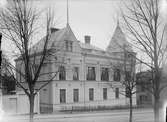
[2,108,163,122]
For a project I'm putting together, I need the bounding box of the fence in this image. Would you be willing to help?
[2,91,39,114]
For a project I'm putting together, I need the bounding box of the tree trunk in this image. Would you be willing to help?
[153,72,160,122]
[154,97,160,122]
[29,94,35,122]
[129,95,133,122]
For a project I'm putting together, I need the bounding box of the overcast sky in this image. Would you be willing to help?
[1,0,125,53]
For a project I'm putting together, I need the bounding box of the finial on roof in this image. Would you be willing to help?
[66,0,69,25]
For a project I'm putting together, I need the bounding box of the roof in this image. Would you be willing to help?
[30,27,67,54]
[79,41,104,51]
[106,22,133,53]
[30,24,105,55]
[21,22,133,61]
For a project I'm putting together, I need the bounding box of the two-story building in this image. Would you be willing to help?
[16,23,136,113]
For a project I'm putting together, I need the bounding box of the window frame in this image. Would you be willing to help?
[101,67,109,81]
[87,67,96,81]
[125,71,131,81]
[103,88,107,100]
[65,40,73,52]
[89,88,94,101]
[59,66,66,80]
[73,67,79,80]
[113,69,121,81]
[73,89,79,102]
[115,88,119,99]
[60,89,66,103]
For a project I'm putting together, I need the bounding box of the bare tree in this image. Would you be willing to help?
[0,0,60,122]
[122,45,136,122]
[109,44,136,122]
[122,0,167,122]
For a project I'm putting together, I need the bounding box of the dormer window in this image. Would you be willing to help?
[65,40,73,52]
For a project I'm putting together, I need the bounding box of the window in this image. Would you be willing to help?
[139,95,147,102]
[103,88,107,100]
[73,89,79,102]
[125,87,130,98]
[59,66,66,80]
[125,71,131,81]
[89,88,94,101]
[73,67,79,80]
[60,89,66,103]
[65,40,73,52]
[114,69,121,81]
[115,88,119,99]
[141,84,146,92]
[87,67,96,80]
[101,68,109,81]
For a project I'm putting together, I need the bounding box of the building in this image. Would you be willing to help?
[136,67,167,108]
[136,71,152,106]
[15,22,136,113]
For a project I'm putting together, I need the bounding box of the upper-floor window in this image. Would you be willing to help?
[73,67,79,80]
[101,67,109,81]
[65,40,73,52]
[59,66,66,80]
[114,69,121,81]
[87,67,96,81]
[125,71,131,81]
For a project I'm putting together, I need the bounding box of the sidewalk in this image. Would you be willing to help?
[4,108,153,120]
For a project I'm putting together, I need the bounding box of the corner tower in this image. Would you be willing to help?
[106,22,132,54]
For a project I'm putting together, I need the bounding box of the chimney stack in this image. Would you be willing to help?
[50,28,59,33]
[84,35,91,44]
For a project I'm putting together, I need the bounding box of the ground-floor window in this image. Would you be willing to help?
[60,89,66,103]
[89,88,94,101]
[73,89,79,102]
[125,87,130,98]
[103,88,107,100]
[115,88,119,99]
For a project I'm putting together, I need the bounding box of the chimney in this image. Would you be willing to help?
[50,27,59,33]
[84,35,91,44]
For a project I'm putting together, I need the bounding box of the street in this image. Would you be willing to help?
[2,108,157,122]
